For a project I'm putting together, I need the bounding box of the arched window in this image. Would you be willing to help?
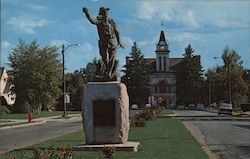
[159,56,162,71]
[163,56,166,71]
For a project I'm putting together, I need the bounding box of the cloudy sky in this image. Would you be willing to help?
[1,0,250,73]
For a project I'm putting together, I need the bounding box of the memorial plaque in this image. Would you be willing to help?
[93,100,115,126]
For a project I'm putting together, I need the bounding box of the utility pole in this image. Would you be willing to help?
[61,43,80,117]
[208,70,211,110]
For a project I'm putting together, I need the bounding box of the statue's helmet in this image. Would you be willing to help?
[99,7,109,14]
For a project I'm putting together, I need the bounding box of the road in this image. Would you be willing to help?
[173,110,250,159]
[0,117,83,154]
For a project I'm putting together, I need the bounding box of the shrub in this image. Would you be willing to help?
[135,109,155,121]
[102,146,115,159]
[135,117,146,127]
[0,105,10,115]
[32,145,72,159]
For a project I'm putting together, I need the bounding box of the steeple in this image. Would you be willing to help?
[155,24,170,72]
[158,30,166,45]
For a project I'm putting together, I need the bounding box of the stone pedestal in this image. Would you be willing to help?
[82,81,129,144]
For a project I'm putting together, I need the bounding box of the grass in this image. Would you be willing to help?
[1,119,208,159]
[0,111,81,119]
[159,109,175,115]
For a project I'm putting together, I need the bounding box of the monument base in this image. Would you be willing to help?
[83,81,129,144]
[73,141,140,152]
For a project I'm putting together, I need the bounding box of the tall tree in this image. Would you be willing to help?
[176,44,204,105]
[8,39,62,113]
[122,42,150,106]
[243,69,250,102]
[211,47,248,106]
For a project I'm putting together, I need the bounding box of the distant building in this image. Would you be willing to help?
[125,28,202,108]
[145,29,183,108]
[0,67,16,106]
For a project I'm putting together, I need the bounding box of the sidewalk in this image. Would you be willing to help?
[0,114,81,130]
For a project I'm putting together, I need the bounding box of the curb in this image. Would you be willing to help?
[0,120,46,130]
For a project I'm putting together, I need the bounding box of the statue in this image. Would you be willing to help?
[82,7,124,80]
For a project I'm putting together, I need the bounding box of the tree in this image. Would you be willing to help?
[63,58,105,110]
[64,69,85,110]
[243,69,250,102]
[176,44,204,105]
[8,39,62,113]
[210,47,249,106]
[122,42,150,106]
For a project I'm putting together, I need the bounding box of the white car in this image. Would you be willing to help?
[145,104,151,108]
[218,102,233,115]
[131,104,138,110]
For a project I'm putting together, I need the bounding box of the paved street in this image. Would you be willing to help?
[174,110,250,159]
[0,117,83,154]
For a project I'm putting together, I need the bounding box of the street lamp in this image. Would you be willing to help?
[62,43,80,117]
[213,56,232,104]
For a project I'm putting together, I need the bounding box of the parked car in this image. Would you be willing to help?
[145,104,151,108]
[176,105,185,110]
[131,104,138,110]
[187,104,196,110]
[218,102,233,115]
[196,104,205,111]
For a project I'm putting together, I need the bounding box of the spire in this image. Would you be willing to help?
[158,21,166,44]
[158,30,166,44]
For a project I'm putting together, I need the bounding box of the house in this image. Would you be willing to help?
[0,67,16,106]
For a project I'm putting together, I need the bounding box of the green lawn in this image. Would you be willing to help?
[1,119,207,159]
[159,109,175,115]
[0,111,81,119]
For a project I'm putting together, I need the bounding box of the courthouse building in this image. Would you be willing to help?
[145,29,183,107]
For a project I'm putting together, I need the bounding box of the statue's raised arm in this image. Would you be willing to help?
[82,7,98,25]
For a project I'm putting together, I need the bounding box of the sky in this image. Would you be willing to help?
[1,0,250,73]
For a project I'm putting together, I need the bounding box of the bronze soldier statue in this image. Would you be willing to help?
[82,7,124,79]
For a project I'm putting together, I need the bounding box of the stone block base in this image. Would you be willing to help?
[82,81,129,144]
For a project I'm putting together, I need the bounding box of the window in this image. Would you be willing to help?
[163,56,166,71]
[159,56,162,71]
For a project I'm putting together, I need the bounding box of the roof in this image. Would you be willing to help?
[144,57,183,72]
[158,30,166,43]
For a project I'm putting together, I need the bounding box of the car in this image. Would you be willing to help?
[187,104,195,110]
[145,104,151,108]
[131,104,138,110]
[196,104,205,111]
[176,105,185,110]
[218,102,233,115]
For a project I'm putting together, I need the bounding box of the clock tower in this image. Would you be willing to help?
[155,29,170,72]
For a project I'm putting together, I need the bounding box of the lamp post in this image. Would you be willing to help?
[62,43,80,117]
[213,57,232,104]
